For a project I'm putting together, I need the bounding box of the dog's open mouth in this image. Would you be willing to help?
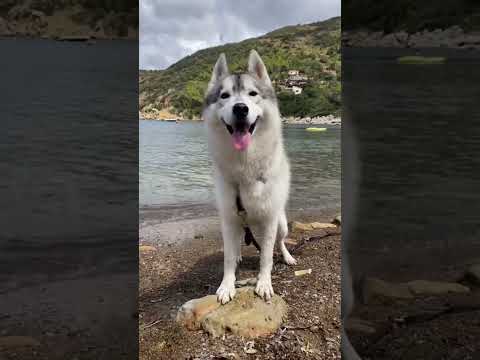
[222,117,259,151]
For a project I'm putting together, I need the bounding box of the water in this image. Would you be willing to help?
[140,121,340,221]
[0,39,138,245]
[343,47,480,275]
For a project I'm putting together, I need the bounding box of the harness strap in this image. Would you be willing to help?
[236,194,261,251]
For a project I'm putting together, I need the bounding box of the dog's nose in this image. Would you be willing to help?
[232,103,249,118]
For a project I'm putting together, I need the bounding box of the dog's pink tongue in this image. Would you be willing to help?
[232,131,251,151]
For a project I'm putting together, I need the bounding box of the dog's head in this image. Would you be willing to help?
[203,50,278,151]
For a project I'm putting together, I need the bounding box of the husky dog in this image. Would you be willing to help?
[203,50,296,304]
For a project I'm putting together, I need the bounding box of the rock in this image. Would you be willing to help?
[244,341,257,354]
[201,287,287,338]
[377,33,402,47]
[31,10,47,28]
[407,280,470,295]
[295,269,312,277]
[0,17,12,35]
[345,318,376,334]
[466,264,480,283]
[0,336,41,348]
[176,295,221,331]
[447,293,480,311]
[139,245,157,253]
[310,222,337,229]
[8,5,29,20]
[363,278,470,303]
[235,278,257,287]
[292,221,313,231]
[284,238,298,246]
[363,278,413,303]
[332,215,341,225]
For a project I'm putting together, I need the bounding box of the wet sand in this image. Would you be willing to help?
[140,206,340,245]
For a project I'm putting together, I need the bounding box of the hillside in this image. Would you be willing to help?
[343,0,480,33]
[0,0,138,39]
[139,17,341,120]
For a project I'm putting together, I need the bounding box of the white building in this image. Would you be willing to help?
[291,86,302,95]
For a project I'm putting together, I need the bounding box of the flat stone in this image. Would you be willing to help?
[345,318,376,334]
[235,278,257,287]
[176,295,221,331]
[363,278,413,304]
[139,245,157,253]
[292,221,313,231]
[407,280,470,295]
[0,336,41,348]
[310,222,337,229]
[201,287,287,338]
[294,269,312,277]
[284,238,298,246]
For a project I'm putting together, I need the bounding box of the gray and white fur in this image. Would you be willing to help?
[203,50,296,304]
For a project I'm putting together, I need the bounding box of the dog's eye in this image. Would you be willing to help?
[220,93,230,99]
[249,91,258,97]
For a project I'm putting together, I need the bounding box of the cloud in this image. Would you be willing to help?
[140,0,340,70]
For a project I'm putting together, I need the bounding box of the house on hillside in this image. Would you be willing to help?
[291,85,302,95]
[278,69,309,95]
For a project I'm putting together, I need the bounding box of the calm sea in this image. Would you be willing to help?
[140,121,341,221]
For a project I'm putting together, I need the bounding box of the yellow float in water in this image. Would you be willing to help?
[305,127,327,132]
[397,56,446,64]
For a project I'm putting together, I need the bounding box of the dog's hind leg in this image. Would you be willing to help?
[277,211,297,265]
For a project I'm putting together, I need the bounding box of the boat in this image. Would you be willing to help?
[305,127,327,132]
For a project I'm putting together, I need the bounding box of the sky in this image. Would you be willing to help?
[140,0,340,70]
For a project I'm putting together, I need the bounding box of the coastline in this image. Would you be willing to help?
[140,205,340,246]
[0,7,137,41]
[139,113,341,125]
[343,26,480,49]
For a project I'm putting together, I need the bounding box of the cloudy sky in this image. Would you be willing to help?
[140,0,340,70]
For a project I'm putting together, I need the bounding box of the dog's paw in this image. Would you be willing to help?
[216,281,236,304]
[283,253,297,266]
[255,276,274,301]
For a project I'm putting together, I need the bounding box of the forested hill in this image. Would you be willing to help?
[139,17,341,119]
[0,0,138,38]
[343,0,480,33]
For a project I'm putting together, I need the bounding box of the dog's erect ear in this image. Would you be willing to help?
[248,50,272,87]
[208,53,229,91]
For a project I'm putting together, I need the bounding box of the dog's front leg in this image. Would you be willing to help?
[254,216,277,301]
[216,212,243,304]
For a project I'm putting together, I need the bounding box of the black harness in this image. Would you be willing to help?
[236,194,261,251]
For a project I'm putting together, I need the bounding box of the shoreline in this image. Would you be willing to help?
[140,206,340,246]
[0,7,137,41]
[139,114,341,126]
[343,26,480,49]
